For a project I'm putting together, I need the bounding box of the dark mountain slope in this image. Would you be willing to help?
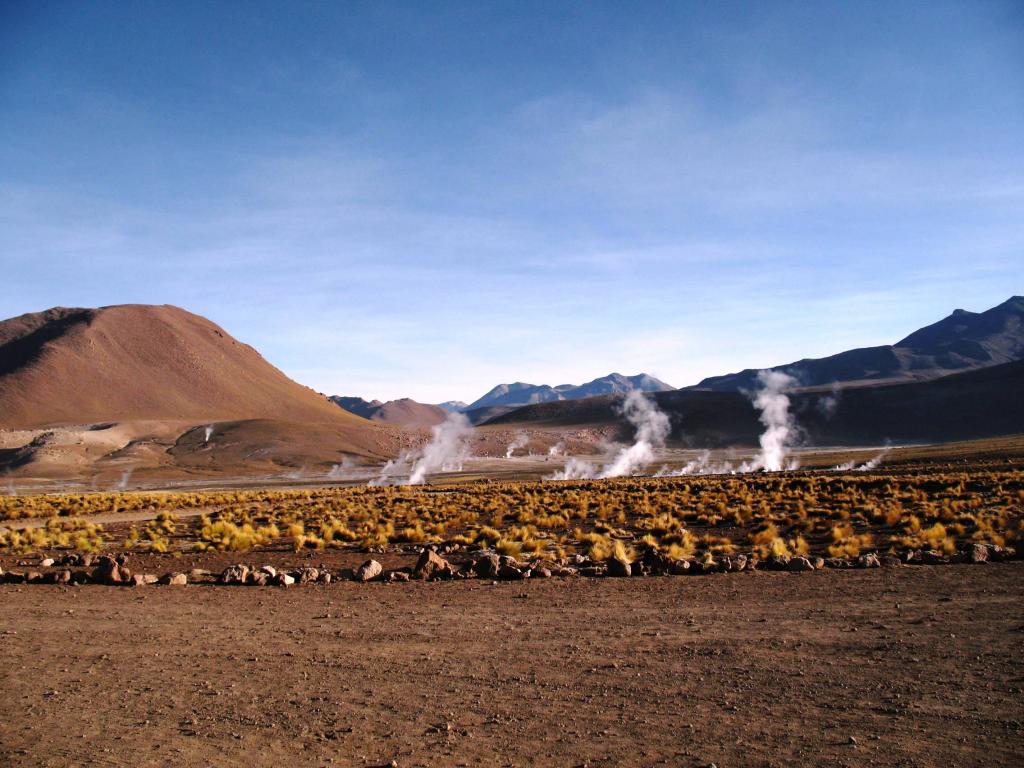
[485,359,1024,447]
[693,296,1024,391]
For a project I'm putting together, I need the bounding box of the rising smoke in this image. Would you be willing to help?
[408,412,473,484]
[742,370,799,472]
[834,446,892,472]
[504,431,529,459]
[816,381,842,418]
[857,447,891,471]
[203,425,214,444]
[371,413,474,486]
[327,455,357,479]
[598,390,671,478]
[549,391,670,480]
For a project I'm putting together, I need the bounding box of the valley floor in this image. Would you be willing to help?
[1,564,1022,767]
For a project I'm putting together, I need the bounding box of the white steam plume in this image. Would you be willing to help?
[856,446,891,471]
[551,456,599,480]
[833,445,892,472]
[406,412,474,485]
[816,382,842,418]
[549,392,670,480]
[744,370,799,472]
[505,431,529,459]
[203,425,214,443]
[598,391,671,478]
[327,455,357,479]
[116,466,134,491]
[657,450,739,478]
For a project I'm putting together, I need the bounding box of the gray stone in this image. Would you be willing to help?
[354,559,383,582]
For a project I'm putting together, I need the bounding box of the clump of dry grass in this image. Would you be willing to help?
[0,467,1019,559]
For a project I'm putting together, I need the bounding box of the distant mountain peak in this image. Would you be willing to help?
[465,372,673,411]
[330,395,447,428]
[692,295,1024,392]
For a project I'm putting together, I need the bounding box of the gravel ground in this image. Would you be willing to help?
[1,563,1022,768]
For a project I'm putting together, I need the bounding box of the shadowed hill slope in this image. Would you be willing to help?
[0,304,373,430]
[485,360,1024,447]
[692,296,1024,391]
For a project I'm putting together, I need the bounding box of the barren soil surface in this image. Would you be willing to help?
[2,565,1022,768]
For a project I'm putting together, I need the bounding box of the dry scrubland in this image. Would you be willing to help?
[1,462,1021,567]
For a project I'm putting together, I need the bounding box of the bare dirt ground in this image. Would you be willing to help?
[2,564,1022,768]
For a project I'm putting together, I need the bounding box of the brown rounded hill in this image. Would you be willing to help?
[0,304,366,430]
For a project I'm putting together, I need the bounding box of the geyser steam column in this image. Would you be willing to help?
[550,391,671,480]
[407,412,474,485]
[599,390,671,478]
[746,370,799,472]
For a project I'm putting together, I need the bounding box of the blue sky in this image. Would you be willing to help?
[2,1,1021,403]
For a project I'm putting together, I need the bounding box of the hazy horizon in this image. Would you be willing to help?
[2,1,1021,402]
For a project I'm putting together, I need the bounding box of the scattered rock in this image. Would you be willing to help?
[413,549,452,581]
[44,569,72,584]
[606,557,631,578]
[354,559,383,582]
[857,553,881,569]
[922,550,948,565]
[218,564,250,585]
[639,549,672,575]
[272,572,295,587]
[787,556,815,572]
[670,559,691,575]
[160,573,188,586]
[385,570,411,583]
[987,544,1016,561]
[472,553,501,579]
[131,574,158,587]
[497,563,526,580]
[296,567,321,584]
[39,557,55,568]
[93,556,131,585]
